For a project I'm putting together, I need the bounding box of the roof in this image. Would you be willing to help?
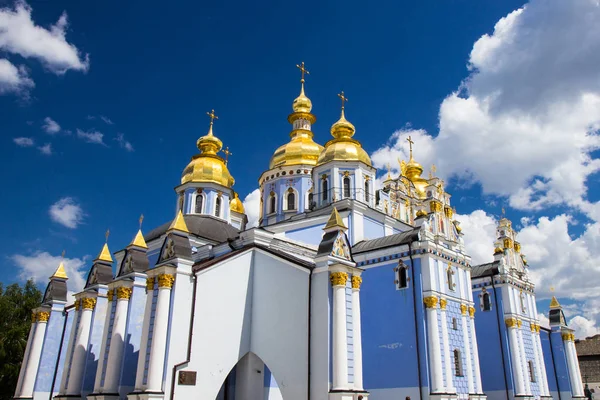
[352,228,420,254]
[576,335,600,355]
[471,261,499,278]
[146,214,240,243]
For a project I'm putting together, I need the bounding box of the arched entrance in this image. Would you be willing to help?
[215,352,284,400]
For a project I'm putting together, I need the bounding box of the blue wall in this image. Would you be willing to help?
[121,280,147,392]
[286,224,325,246]
[34,307,66,394]
[541,329,572,397]
[363,216,384,240]
[82,289,109,394]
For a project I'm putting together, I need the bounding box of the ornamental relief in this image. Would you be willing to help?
[330,272,348,287]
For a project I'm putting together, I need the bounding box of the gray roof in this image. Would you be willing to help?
[471,261,499,278]
[146,214,240,244]
[352,228,420,254]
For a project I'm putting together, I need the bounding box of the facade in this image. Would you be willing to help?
[575,335,600,397]
[13,65,584,400]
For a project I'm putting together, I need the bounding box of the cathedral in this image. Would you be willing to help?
[13,63,584,400]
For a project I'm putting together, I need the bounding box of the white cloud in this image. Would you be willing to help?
[37,142,52,155]
[242,189,261,228]
[13,137,34,147]
[10,251,88,298]
[100,115,113,125]
[49,197,84,228]
[569,316,600,340]
[115,133,134,152]
[42,116,60,134]
[76,128,105,145]
[0,1,89,74]
[0,58,33,94]
[455,210,497,265]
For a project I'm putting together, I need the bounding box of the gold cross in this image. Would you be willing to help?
[338,91,348,110]
[222,146,232,164]
[105,229,110,243]
[501,207,506,216]
[407,136,414,159]
[61,250,66,259]
[296,62,309,83]
[386,163,391,179]
[206,109,218,125]
[139,214,144,229]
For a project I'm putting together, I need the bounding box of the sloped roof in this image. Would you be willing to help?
[471,261,499,278]
[352,228,420,254]
[146,214,239,244]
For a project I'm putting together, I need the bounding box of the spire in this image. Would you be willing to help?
[324,207,347,231]
[168,210,189,234]
[95,229,113,262]
[292,62,313,113]
[330,91,355,139]
[50,251,68,280]
[196,109,223,155]
[130,214,148,249]
[550,296,561,309]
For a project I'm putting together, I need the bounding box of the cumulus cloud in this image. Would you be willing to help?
[455,210,497,265]
[115,133,134,152]
[42,117,60,134]
[0,58,33,94]
[49,197,84,228]
[37,142,52,155]
[569,315,600,339]
[10,251,87,298]
[76,128,105,145]
[242,189,261,228]
[0,1,89,74]
[13,137,34,147]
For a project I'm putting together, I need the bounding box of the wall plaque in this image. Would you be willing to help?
[178,370,197,385]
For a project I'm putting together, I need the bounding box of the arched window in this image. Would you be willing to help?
[269,192,276,214]
[215,196,222,217]
[343,176,351,198]
[195,194,204,214]
[365,180,370,202]
[482,292,491,311]
[287,189,296,211]
[452,318,458,330]
[454,349,463,376]
[322,180,328,201]
[528,360,536,382]
[447,267,455,291]
[397,264,408,289]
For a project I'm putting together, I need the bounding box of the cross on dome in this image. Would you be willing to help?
[296,62,309,83]
[338,91,348,110]
[407,135,414,159]
[207,109,218,126]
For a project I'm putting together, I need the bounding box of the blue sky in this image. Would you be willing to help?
[2,0,600,337]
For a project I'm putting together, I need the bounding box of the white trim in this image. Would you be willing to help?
[193,192,206,214]
[283,187,299,212]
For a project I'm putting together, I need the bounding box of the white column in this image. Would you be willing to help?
[94,292,115,392]
[459,305,474,394]
[351,275,364,391]
[517,323,532,395]
[424,296,445,393]
[14,316,36,397]
[469,307,483,393]
[59,306,80,394]
[564,334,584,396]
[146,274,175,392]
[19,311,50,397]
[570,340,585,396]
[507,318,525,395]
[331,272,349,390]
[440,300,456,393]
[530,324,547,396]
[534,328,550,396]
[104,287,132,392]
[135,277,155,390]
[66,297,96,395]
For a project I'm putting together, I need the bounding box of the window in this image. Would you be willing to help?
[215,196,222,217]
[396,263,408,289]
[482,292,491,311]
[452,318,458,330]
[343,176,351,198]
[322,180,328,201]
[286,189,296,211]
[528,360,536,382]
[447,267,455,291]
[365,180,370,202]
[308,192,314,209]
[269,192,276,214]
[195,194,204,214]
[454,349,463,376]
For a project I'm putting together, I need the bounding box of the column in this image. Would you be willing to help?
[570,338,585,396]
[104,287,132,392]
[564,333,584,396]
[534,326,550,396]
[134,277,156,390]
[424,296,445,393]
[146,274,175,392]
[469,307,483,394]
[59,303,80,394]
[517,321,532,395]
[440,299,456,393]
[351,275,364,391]
[530,324,548,396]
[14,314,36,397]
[19,311,50,397]
[506,318,525,395]
[331,272,349,390]
[459,305,474,394]
[93,291,115,392]
[66,297,96,395]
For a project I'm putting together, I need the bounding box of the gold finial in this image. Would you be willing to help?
[61,250,66,259]
[50,252,68,280]
[296,61,309,83]
[407,136,414,160]
[323,207,347,231]
[502,207,506,217]
[105,229,110,243]
[429,164,436,179]
[130,214,148,249]
[206,109,218,136]
[96,230,113,262]
[222,146,232,165]
[139,214,144,229]
[168,210,190,234]
[550,295,561,309]
[386,163,391,179]
[338,91,348,111]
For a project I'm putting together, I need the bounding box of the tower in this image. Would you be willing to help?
[260,62,324,226]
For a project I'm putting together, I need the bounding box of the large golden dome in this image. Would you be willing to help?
[317,101,371,167]
[181,111,235,187]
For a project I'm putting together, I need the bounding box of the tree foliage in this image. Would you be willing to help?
[0,280,42,400]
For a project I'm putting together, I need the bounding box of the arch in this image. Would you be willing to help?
[195,193,205,214]
[397,264,408,289]
[268,191,277,215]
[453,349,463,376]
[482,292,492,311]
[284,188,297,211]
[215,195,222,217]
[343,176,351,198]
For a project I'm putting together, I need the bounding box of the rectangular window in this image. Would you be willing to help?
[528,360,536,382]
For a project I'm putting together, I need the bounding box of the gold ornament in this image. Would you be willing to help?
[31,312,36,323]
[517,319,522,328]
[440,298,447,310]
[107,290,114,302]
[146,277,155,291]
[505,318,518,328]
[157,274,175,289]
[423,296,438,309]
[468,306,475,318]
[117,287,133,300]
[503,238,513,249]
[36,311,50,322]
[351,275,362,289]
[429,200,443,213]
[460,304,467,316]
[444,206,453,219]
[562,333,573,342]
[330,272,348,287]
[81,298,97,310]
[74,299,81,310]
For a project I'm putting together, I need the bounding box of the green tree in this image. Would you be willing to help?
[0,280,42,400]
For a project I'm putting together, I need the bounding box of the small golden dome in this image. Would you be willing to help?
[230,192,245,213]
[416,209,428,217]
[292,83,312,113]
[181,111,235,187]
[494,247,504,255]
[270,132,324,168]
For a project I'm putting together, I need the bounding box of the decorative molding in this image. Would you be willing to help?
[423,296,438,309]
[351,275,362,289]
[81,297,97,310]
[505,318,518,328]
[562,332,575,342]
[157,273,175,289]
[146,277,155,291]
[440,298,447,310]
[117,287,133,300]
[31,312,36,323]
[36,311,50,322]
[330,272,348,287]
[74,299,81,310]
[460,304,467,316]
[107,290,114,302]
[517,319,522,328]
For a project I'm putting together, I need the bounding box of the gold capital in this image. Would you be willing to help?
[146,277,155,291]
[157,274,175,289]
[81,298,97,310]
[351,275,362,289]
[107,290,114,302]
[562,333,572,342]
[505,318,518,328]
[440,298,447,310]
[460,304,467,316]
[517,319,522,328]
[31,312,36,323]
[423,296,438,309]
[468,306,475,318]
[36,311,50,322]
[330,272,348,287]
[74,299,81,310]
[117,287,133,300]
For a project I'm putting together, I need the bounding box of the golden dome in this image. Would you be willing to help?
[416,209,428,217]
[230,192,245,213]
[494,247,504,255]
[181,111,235,187]
[292,82,312,113]
[317,99,371,167]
